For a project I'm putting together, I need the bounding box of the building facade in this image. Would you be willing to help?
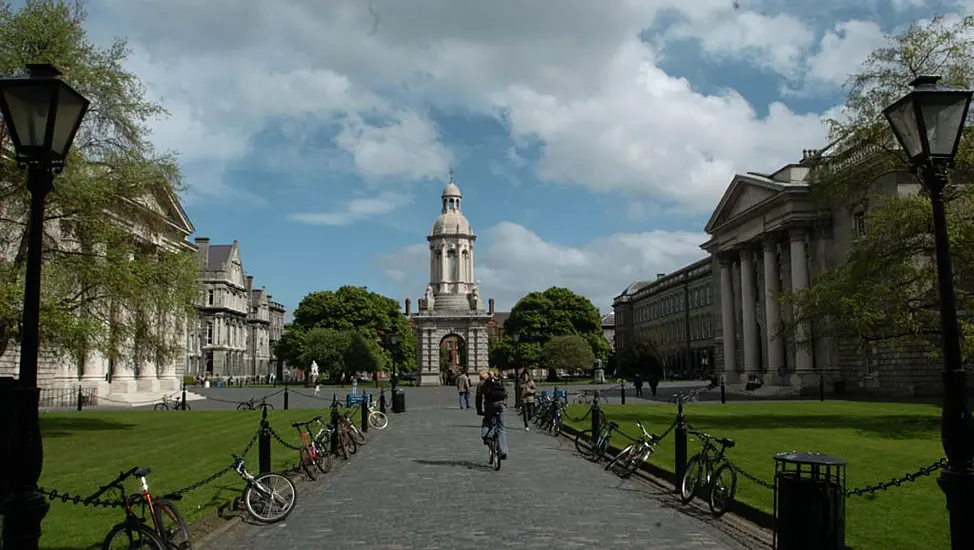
[189,237,285,379]
[269,298,286,374]
[600,312,615,351]
[615,146,942,396]
[408,174,491,385]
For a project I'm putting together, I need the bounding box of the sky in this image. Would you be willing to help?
[67,0,971,316]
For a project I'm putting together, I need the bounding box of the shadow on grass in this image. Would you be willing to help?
[413,459,491,470]
[40,416,136,439]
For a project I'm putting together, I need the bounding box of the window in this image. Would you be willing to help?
[208,290,214,305]
[853,211,867,239]
[206,322,213,345]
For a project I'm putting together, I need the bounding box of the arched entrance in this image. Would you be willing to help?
[440,333,467,384]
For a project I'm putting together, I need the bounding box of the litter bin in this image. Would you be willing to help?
[392,389,405,414]
[773,451,847,550]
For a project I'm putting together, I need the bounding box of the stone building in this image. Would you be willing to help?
[600,311,615,350]
[615,145,944,396]
[189,237,285,379]
[408,173,492,385]
[613,259,716,378]
[269,298,286,374]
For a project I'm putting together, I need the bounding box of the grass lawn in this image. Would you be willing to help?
[563,401,946,550]
[37,408,335,550]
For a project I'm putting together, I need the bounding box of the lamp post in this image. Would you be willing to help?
[883,74,974,550]
[512,332,521,407]
[0,63,90,550]
[389,333,399,390]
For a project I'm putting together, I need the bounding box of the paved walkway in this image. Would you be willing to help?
[206,401,755,550]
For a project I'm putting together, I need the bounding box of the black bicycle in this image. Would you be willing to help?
[237,397,273,411]
[87,466,191,549]
[485,412,503,471]
[680,430,738,516]
[154,394,190,411]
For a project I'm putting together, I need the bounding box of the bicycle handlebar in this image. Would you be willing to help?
[686,429,735,448]
[635,421,657,441]
[84,466,138,503]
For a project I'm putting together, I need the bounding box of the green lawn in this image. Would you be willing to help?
[37,408,334,550]
[563,401,946,550]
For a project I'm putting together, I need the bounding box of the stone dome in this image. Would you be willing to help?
[430,210,473,236]
[442,182,461,197]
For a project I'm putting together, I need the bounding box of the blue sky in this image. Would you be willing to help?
[71,0,969,316]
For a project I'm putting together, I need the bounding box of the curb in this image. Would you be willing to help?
[558,424,775,533]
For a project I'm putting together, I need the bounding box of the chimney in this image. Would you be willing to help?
[489,298,495,315]
[194,237,209,267]
[656,273,665,280]
[405,298,411,316]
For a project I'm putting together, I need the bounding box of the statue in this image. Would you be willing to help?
[468,286,481,310]
[425,284,435,310]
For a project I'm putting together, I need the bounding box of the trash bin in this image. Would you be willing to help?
[773,451,847,550]
[392,389,405,414]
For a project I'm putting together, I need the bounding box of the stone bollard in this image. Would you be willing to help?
[674,399,688,493]
[284,386,290,410]
[330,394,340,454]
[181,382,187,411]
[379,388,387,414]
[76,385,83,412]
[361,394,369,433]
[621,382,626,405]
[258,407,272,474]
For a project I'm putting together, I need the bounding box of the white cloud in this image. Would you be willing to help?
[288,192,409,226]
[374,222,708,311]
[805,20,887,87]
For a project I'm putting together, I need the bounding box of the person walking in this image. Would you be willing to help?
[457,370,471,409]
[520,371,537,430]
[633,374,644,397]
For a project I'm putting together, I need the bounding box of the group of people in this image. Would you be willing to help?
[455,369,540,463]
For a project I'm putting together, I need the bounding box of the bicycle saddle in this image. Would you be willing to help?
[134,468,151,477]
[719,438,735,448]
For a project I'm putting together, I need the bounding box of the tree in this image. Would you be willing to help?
[500,287,610,368]
[0,0,199,372]
[278,285,415,373]
[617,332,664,380]
[782,15,974,361]
[299,328,350,379]
[541,335,595,379]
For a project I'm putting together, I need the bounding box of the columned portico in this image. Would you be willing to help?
[739,248,760,377]
[789,228,814,382]
[763,238,785,381]
[719,257,739,382]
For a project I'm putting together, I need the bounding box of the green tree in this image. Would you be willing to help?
[279,285,415,373]
[299,328,350,379]
[618,332,664,380]
[0,0,199,372]
[540,335,595,379]
[344,331,381,377]
[783,15,974,360]
[500,287,610,365]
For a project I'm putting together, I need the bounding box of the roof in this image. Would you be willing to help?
[442,182,461,197]
[430,211,473,236]
[601,312,615,327]
[490,311,511,326]
[206,245,232,271]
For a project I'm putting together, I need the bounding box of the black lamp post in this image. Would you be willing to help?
[0,63,90,550]
[389,333,399,390]
[883,74,974,550]
[512,332,521,407]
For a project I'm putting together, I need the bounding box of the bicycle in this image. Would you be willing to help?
[154,394,190,411]
[604,421,661,479]
[237,397,274,411]
[485,410,503,471]
[679,430,738,516]
[292,418,329,480]
[340,409,367,446]
[87,466,191,549]
[230,454,297,524]
[574,410,622,463]
[367,399,388,429]
[572,390,608,406]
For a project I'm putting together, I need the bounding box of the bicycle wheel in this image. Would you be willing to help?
[262,403,275,411]
[491,435,502,471]
[680,455,703,504]
[348,423,367,445]
[574,429,597,461]
[346,432,358,455]
[299,447,318,480]
[179,402,191,411]
[102,522,167,550]
[154,403,168,411]
[153,498,191,549]
[621,446,651,479]
[243,473,297,524]
[369,411,388,429]
[708,463,738,516]
[236,403,250,411]
[312,444,332,474]
[604,444,634,474]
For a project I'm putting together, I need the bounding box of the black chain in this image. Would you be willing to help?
[845,457,946,497]
[730,461,776,490]
[267,425,303,451]
[37,487,123,508]
[168,430,261,497]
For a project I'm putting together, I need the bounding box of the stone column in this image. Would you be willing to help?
[739,248,760,377]
[790,228,814,379]
[719,256,739,383]
[763,239,785,382]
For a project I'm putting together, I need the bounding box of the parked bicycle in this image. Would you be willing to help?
[292,418,329,480]
[485,410,503,471]
[679,429,738,516]
[668,388,703,404]
[340,409,367,447]
[237,397,273,411]
[86,466,190,549]
[574,411,623,463]
[154,394,190,411]
[367,399,389,429]
[572,390,608,406]
[604,421,661,479]
[230,454,297,524]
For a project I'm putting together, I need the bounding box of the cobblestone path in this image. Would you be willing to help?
[206,403,754,549]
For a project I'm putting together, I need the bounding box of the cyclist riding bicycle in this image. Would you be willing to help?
[476,370,509,461]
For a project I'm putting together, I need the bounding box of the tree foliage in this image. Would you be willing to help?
[0,0,199,371]
[497,287,609,369]
[617,332,664,380]
[540,335,595,375]
[277,286,414,376]
[784,15,974,361]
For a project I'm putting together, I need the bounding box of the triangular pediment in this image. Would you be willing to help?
[704,175,786,234]
[134,188,195,237]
